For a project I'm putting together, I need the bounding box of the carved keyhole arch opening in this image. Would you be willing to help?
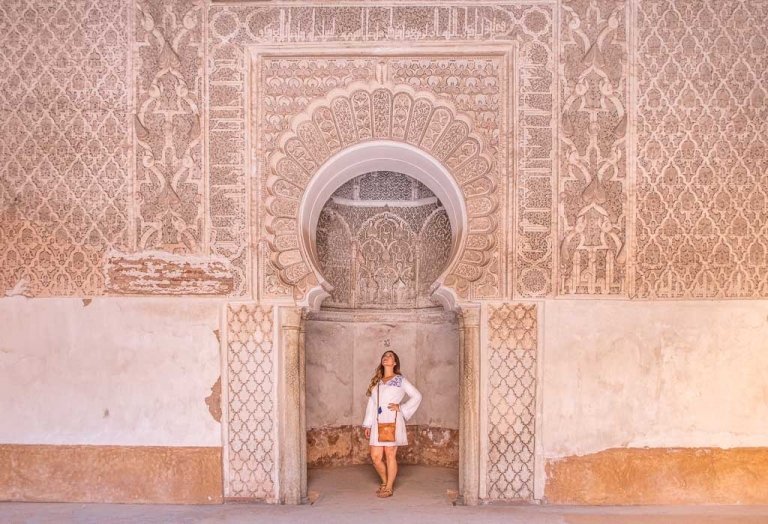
[264,82,498,310]
[298,141,467,311]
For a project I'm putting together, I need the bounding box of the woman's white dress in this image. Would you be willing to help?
[362,375,422,446]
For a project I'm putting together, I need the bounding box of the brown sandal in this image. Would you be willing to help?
[377,487,393,498]
[376,483,387,494]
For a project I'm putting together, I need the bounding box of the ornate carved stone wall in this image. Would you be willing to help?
[208,4,556,299]
[486,303,537,500]
[134,0,205,254]
[0,0,132,296]
[633,0,768,298]
[316,172,452,309]
[6,1,767,302]
[559,0,629,295]
[224,304,276,500]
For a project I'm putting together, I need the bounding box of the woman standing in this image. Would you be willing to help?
[362,350,422,498]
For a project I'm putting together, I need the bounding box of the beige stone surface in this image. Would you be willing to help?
[542,299,768,457]
[0,297,222,446]
[305,309,459,429]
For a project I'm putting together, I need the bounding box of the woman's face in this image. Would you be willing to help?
[381,351,396,367]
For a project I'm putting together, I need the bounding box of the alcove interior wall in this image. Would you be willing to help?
[305,308,459,468]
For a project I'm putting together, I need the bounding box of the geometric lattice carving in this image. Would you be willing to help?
[559,0,628,295]
[135,0,204,253]
[635,0,768,298]
[487,303,537,500]
[0,0,131,296]
[265,81,497,300]
[226,304,275,500]
[316,172,452,308]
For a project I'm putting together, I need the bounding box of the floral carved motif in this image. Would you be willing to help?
[265,83,498,301]
[316,172,453,309]
[634,0,768,298]
[559,0,628,295]
[135,0,204,253]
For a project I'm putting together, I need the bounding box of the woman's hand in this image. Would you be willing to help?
[364,427,371,439]
[388,403,400,412]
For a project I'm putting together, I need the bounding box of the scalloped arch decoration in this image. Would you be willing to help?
[264,82,498,301]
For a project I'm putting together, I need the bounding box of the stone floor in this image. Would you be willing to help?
[2,465,768,523]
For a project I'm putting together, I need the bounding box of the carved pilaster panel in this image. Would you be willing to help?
[135,0,204,254]
[225,304,276,500]
[559,0,628,295]
[486,303,537,501]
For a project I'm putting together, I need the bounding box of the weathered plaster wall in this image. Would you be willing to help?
[541,299,768,458]
[0,297,221,446]
[305,309,459,430]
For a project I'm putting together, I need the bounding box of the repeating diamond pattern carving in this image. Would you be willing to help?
[0,0,130,296]
[487,303,537,500]
[226,304,275,500]
[635,0,768,298]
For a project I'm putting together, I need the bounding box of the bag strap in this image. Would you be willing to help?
[376,382,380,423]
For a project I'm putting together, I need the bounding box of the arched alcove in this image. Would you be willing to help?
[297,140,468,311]
[304,168,460,472]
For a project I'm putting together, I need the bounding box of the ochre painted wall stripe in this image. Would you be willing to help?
[545,447,768,505]
[0,444,222,504]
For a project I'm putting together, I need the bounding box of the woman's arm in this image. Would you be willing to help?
[362,391,376,428]
[399,378,422,421]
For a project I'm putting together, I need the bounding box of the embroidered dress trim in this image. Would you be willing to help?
[384,375,403,387]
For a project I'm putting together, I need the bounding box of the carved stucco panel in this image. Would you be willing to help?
[559,0,628,296]
[225,303,276,500]
[486,303,537,501]
[135,0,204,254]
[0,0,131,296]
[633,0,768,298]
[264,82,499,301]
[208,4,557,299]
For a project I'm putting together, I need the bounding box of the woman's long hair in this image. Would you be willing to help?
[365,350,401,397]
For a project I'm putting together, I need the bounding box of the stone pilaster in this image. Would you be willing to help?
[457,304,481,505]
[277,306,305,505]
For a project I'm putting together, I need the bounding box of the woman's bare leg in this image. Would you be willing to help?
[384,446,398,490]
[370,446,387,485]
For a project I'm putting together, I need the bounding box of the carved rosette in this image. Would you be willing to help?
[265,82,498,302]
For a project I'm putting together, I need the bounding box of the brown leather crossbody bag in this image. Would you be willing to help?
[376,382,396,442]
